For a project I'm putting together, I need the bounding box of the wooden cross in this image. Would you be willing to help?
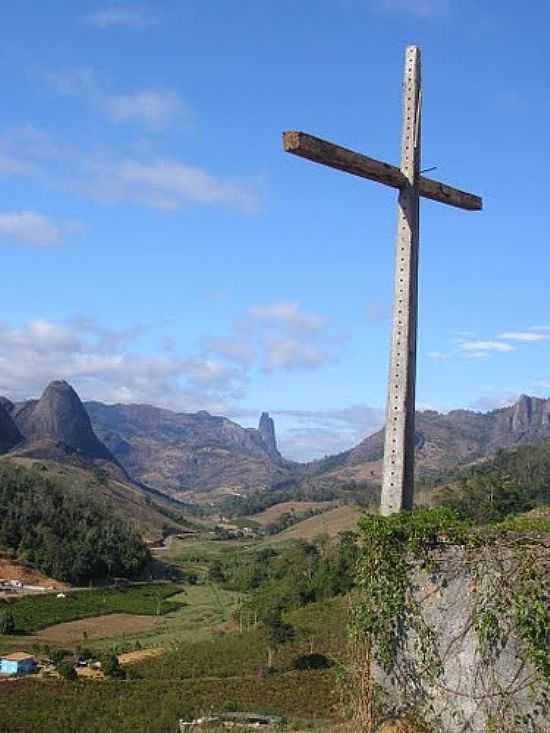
[282,46,482,515]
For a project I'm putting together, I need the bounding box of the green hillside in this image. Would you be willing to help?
[0,462,153,584]
[428,442,550,523]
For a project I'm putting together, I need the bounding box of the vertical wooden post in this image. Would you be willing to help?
[381,46,421,515]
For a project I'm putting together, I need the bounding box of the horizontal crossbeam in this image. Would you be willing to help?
[283,131,482,211]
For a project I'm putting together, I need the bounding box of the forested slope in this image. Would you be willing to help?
[0,463,150,584]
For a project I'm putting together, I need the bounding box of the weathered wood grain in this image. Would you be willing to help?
[282,130,482,211]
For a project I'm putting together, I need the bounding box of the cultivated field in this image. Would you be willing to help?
[5,583,182,634]
[267,505,363,543]
[0,597,348,733]
[28,613,160,645]
[1,583,241,656]
[248,501,334,526]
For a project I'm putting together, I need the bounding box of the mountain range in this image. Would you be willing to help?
[305,394,550,487]
[85,401,294,499]
[2,380,550,504]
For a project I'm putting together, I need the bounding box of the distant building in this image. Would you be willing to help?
[0,652,36,676]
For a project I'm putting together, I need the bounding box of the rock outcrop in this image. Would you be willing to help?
[86,401,293,497]
[373,542,550,732]
[0,402,23,453]
[12,380,114,462]
[258,411,279,458]
[0,397,14,414]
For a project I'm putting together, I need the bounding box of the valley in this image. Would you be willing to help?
[1,380,550,731]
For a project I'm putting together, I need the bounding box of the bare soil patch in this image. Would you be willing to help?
[0,555,68,590]
[29,613,160,644]
[118,647,164,665]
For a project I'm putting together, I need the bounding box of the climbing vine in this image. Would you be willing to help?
[348,507,550,732]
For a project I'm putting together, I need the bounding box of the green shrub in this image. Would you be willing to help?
[292,653,332,671]
[0,609,15,635]
[57,661,77,681]
[100,654,126,679]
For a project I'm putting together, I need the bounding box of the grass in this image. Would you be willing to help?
[2,583,183,634]
[158,536,253,578]
[249,502,334,527]
[133,596,348,680]
[92,583,242,652]
[0,582,242,656]
[266,505,363,543]
[495,505,550,533]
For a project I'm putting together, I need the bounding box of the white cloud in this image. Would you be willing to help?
[430,326,550,362]
[0,156,34,176]
[0,318,245,413]
[279,427,358,462]
[0,211,80,246]
[469,393,518,412]
[249,302,324,331]
[103,90,186,131]
[262,337,328,372]
[44,67,96,96]
[0,309,340,460]
[203,301,334,373]
[0,126,258,214]
[44,67,184,132]
[498,331,550,342]
[101,158,257,212]
[274,404,385,461]
[203,337,254,366]
[463,351,490,359]
[427,351,450,360]
[457,339,514,353]
[86,8,149,28]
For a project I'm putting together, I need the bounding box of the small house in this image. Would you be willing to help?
[0,652,36,676]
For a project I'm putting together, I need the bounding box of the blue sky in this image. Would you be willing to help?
[1,0,549,460]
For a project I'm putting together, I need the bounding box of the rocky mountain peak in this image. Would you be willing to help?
[0,402,23,453]
[14,380,113,461]
[0,396,14,413]
[258,411,278,457]
[510,394,550,433]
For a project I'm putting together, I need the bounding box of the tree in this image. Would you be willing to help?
[0,463,151,585]
[261,604,295,669]
[57,661,77,681]
[208,561,225,584]
[51,648,71,665]
[0,609,15,635]
[100,653,126,679]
